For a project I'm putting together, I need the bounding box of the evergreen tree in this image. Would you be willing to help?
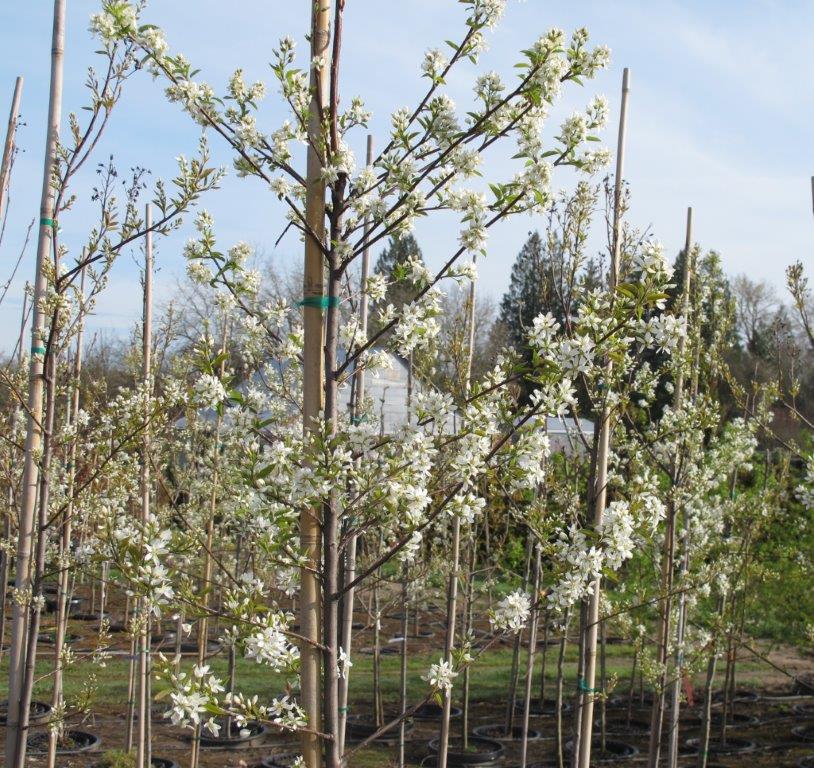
[498,231,566,351]
[372,233,426,312]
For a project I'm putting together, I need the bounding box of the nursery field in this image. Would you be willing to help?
[2,589,814,768]
[1,1,813,768]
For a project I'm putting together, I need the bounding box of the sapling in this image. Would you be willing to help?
[4,3,66,762]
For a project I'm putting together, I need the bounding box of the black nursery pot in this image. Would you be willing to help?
[359,645,399,656]
[684,737,757,756]
[38,631,81,645]
[193,720,268,749]
[696,711,760,728]
[472,723,542,741]
[27,729,101,754]
[792,725,814,743]
[0,699,53,726]
[793,676,814,696]
[151,759,180,768]
[565,739,638,762]
[413,702,463,721]
[427,736,505,766]
[344,713,414,743]
[260,754,301,768]
[710,687,759,703]
[514,697,572,715]
[45,596,83,613]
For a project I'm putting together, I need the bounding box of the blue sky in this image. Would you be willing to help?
[1,0,812,351]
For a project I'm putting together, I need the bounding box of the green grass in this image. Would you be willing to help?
[0,639,771,712]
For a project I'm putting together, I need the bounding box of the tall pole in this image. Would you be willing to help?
[136,204,153,768]
[4,5,65,768]
[666,207,694,768]
[300,1,332,766]
[576,66,630,768]
[337,133,373,760]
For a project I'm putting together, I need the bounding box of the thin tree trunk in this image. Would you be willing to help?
[437,515,462,768]
[461,530,476,748]
[539,609,549,709]
[373,574,383,728]
[667,207,694,768]
[437,252,478,768]
[136,204,153,768]
[520,545,542,768]
[299,2,332,764]
[47,262,86,768]
[505,535,533,733]
[337,132,373,762]
[556,611,570,768]
[16,350,58,768]
[0,284,28,665]
[697,598,724,768]
[600,619,607,753]
[0,76,23,226]
[322,244,344,768]
[4,4,65,766]
[572,600,587,768]
[626,644,638,728]
[575,67,630,768]
[190,321,227,768]
[398,562,409,768]
[650,209,694,768]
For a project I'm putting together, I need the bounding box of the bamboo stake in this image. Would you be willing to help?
[47,260,86,768]
[575,66,630,768]
[300,1,331,764]
[4,3,66,766]
[437,255,478,768]
[135,203,153,768]
[0,76,23,226]
[666,208,694,768]
[337,133,373,760]
[17,347,58,768]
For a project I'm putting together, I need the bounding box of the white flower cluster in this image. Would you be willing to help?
[633,241,673,281]
[547,501,635,612]
[796,457,814,510]
[489,589,531,633]
[194,373,227,410]
[164,663,225,730]
[423,658,458,692]
[391,289,442,356]
[244,615,299,670]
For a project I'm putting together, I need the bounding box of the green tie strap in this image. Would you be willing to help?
[297,295,340,309]
[577,677,598,694]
